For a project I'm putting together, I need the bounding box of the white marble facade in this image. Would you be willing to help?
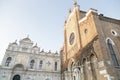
[0,37,61,80]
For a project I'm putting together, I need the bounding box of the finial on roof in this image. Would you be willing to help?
[12,39,17,45]
[68,8,71,14]
[73,0,77,6]
[49,50,51,53]
[64,20,67,24]
[55,51,58,54]
[41,49,44,52]
[27,34,29,38]
[35,43,37,46]
[33,43,38,48]
[15,40,17,43]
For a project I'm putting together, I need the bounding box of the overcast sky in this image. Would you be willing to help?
[0,0,120,64]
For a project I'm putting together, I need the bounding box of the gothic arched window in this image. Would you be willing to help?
[30,60,35,69]
[39,60,43,69]
[55,62,57,71]
[5,57,12,66]
[107,39,119,66]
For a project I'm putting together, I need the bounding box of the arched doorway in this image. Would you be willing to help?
[11,64,24,80]
[68,58,75,80]
[13,75,20,80]
[73,67,80,80]
[45,78,50,80]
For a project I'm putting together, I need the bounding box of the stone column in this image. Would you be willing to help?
[80,65,84,80]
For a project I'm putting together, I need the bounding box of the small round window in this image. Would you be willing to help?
[111,30,117,36]
[69,32,75,45]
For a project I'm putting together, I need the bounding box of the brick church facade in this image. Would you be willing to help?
[61,2,120,80]
[0,1,120,80]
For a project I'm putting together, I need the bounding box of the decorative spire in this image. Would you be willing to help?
[49,50,51,53]
[68,8,71,13]
[55,51,58,54]
[15,40,17,43]
[33,43,38,48]
[35,43,37,46]
[73,0,77,6]
[68,8,72,16]
[27,34,29,38]
[12,39,17,45]
[41,49,44,52]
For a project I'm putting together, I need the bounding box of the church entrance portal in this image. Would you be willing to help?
[13,75,20,80]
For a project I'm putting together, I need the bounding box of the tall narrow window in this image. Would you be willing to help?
[5,57,12,66]
[107,39,119,66]
[55,62,57,71]
[39,60,43,69]
[30,60,35,69]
